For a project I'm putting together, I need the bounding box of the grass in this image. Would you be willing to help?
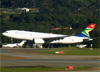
[34,48,100,55]
[0,67,91,72]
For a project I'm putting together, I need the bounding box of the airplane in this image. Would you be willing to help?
[75,44,87,48]
[2,30,67,48]
[2,40,26,48]
[2,24,96,48]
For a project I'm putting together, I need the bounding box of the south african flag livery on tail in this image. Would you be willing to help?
[77,24,96,38]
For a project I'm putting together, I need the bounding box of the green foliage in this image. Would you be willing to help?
[0,0,99,48]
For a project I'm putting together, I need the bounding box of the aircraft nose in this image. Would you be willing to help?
[2,32,7,36]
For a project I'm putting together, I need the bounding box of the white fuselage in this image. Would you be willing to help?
[75,44,87,48]
[2,30,66,40]
[2,30,92,44]
[3,43,19,48]
[50,36,89,44]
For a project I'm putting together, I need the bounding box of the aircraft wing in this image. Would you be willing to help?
[43,35,69,44]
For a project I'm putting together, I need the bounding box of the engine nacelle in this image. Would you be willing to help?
[34,39,45,48]
[34,39,45,44]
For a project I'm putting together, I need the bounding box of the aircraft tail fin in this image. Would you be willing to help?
[19,40,26,47]
[76,24,96,38]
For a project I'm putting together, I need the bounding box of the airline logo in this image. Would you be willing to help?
[87,24,96,29]
[82,24,96,37]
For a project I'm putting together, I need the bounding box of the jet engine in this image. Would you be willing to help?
[34,39,45,48]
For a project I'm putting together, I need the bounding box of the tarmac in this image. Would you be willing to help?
[0,48,100,72]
